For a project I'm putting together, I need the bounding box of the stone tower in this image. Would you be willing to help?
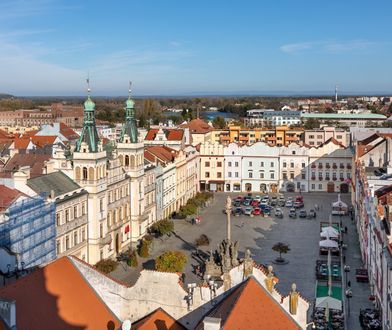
[117,84,146,242]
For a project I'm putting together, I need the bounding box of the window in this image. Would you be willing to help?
[311,184,315,189]
[228,172,232,178]
[100,198,104,212]
[336,135,342,139]
[249,161,253,167]
[260,161,264,167]
[66,236,70,250]
[292,151,296,155]
[318,172,322,178]
[217,162,222,167]
[317,135,323,139]
[56,240,61,254]
[100,223,103,238]
[318,184,322,189]
[283,172,287,180]
[65,209,70,222]
[332,172,337,180]
[301,172,306,180]
[56,212,61,226]
[283,162,287,168]
[73,231,78,245]
[228,161,232,167]
[205,161,210,167]
[325,173,330,180]
[290,172,294,179]
[82,202,86,215]
[235,172,239,178]
[83,167,88,180]
[249,172,253,178]
[270,162,274,167]
[340,172,344,179]
[309,141,315,145]
[73,205,78,218]
[217,172,222,178]
[82,228,86,242]
[290,163,294,168]
[270,172,275,179]
[302,163,305,168]
[309,135,314,139]
[235,162,239,167]
[347,172,351,179]
[205,172,210,178]
[260,172,264,179]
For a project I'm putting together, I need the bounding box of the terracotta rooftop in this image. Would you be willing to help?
[357,134,385,158]
[1,153,50,178]
[0,257,121,330]
[13,137,32,149]
[197,277,300,330]
[31,135,58,148]
[133,308,186,330]
[0,185,25,210]
[180,118,212,134]
[20,129,38,138]
[145,129,184,141]
[144,146,177,165]
[59,123,79,140]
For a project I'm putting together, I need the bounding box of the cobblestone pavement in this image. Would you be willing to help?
[110,192,372,329]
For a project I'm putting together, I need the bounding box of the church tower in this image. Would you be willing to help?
[72,81,110,264]
[117,83,146,242]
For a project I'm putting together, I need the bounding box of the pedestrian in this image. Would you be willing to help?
[345,226,348,234]
[347,280,351,288]
[343,255,346,263]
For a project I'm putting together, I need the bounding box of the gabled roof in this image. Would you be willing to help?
[198,277,300,330]
[145,129,184,141]
[59,123,79,140]
[0,185,25,211]
[180,118,212,134]
[0,257,121,330]
[133,308,186,330]
[144,146,177,165]
[27,171,82,198]
[13,137,32,149]
[357,133,385,157]
[1,153,50,178]
[31,135,58,148]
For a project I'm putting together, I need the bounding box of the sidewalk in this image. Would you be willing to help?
[342,214,373,330]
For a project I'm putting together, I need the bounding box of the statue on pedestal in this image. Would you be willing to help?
[289,283,299,315]
[264,265,278,293]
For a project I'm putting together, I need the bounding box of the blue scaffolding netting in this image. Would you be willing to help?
[0,194,56,268]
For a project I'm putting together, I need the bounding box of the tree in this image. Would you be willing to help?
[195,234,210,246]
[155,251,188,272]
[138,238,151,258]
[127,250,138,267]
[95,259,118,274]
[212,116,226,129]
[304,118,321,130]
[272,242,290,262]
[150,219,174,237]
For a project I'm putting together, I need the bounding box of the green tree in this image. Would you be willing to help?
[95,259,118,274]
[155,251,188,272]
[150,219,174,236]
[212,116,226,128]
[272,242,290,261]
[138,238,152,258]
[304,118,321,130]
[127,250,138,267]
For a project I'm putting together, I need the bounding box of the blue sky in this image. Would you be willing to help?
[0,0,391,96]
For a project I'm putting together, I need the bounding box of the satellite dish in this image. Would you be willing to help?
[122,320,132,330]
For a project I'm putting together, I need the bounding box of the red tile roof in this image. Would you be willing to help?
[13,137,31,149]
[198,277,300,330]
[0,257,121,330]
[144,146,177,165]
[31,135,57,148]
[0,129,13,141]
[1,154,51,178]
[145,129,184,141]
[180,118,212,134]
[0,185,25,210]
[133,308,186,330]
[20,130,38,138]
[59,123,79,140]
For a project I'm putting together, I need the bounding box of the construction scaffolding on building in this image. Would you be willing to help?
[0,194,56,268]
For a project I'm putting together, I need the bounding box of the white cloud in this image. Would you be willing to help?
[280,42,313,53]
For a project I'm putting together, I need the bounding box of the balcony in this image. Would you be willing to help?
[319,177,323,181]
[326,165,331,169]
[311,164,316,169]
[347,164,352,169]
[340,178,344,181]
[311,176,316,181]
[107,173,128,185]
[332,165,337,169]
[332,177,337,181]
[340,165,345,169]
[318,164,323,169]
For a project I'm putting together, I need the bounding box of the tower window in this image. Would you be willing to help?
[82,167,88,180]
[125,155,130,166]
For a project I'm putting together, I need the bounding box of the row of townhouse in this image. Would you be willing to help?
[0,93,199,270]
[199,139,353,194]
[352,133,392,329]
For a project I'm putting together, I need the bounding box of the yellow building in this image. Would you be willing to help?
[212,125,303,146]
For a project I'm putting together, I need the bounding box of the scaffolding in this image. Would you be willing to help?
[0,194,56,268]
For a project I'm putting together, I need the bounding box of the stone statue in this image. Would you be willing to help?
[230,241,239,266]
[264,265,277,293]
[245,248,251,260]
[289,283,299,315]
[243,248,253,278]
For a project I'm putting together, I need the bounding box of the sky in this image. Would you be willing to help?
[0,0,392,96]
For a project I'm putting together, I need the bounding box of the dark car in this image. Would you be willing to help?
[374,168,386,177]
[243,199,251,206]
[274,208,283,218]
[233,200,242,207]
[233,207,243,216]
[299,210,307,218]
[308,209,317,218]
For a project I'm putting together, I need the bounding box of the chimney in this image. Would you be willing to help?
[203,317,221,330]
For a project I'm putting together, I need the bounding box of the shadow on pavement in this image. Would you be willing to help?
[142,259,155,270]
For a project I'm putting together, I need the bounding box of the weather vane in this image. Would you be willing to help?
[87,71,91,95]
[128,81,132,98]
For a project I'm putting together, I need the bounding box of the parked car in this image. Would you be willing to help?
[260,199,269,207]
[252,208,263,216]
[278,198,286,207]
[233,200,242,207]
[308,209,317,218]
[233,207,243,216]
[380,173,392,180]
[299,210,307,218]
[285,200,293,208]
[270,197,278,206]
[289,208,297,218]
[374,168,386,177]
[251,200,260,207]
[243,199,251,206]
[262,195,270,201]
[274,208,283,218]
[253,195,262,202]
[244,207,253,216]
[263,207,271,216]
[293,201,304,208]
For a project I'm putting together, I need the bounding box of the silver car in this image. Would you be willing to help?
[244,207,253,216]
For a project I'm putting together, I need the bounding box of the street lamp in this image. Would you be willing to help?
[345,288,353,316]
[344,264,351,286]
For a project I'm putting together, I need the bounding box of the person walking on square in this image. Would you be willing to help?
[344,226,348,234]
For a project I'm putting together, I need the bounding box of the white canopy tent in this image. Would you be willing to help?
[316,296,342,311]
[331,194,348,215]
[319,239,339,249]
[321,227,339,239]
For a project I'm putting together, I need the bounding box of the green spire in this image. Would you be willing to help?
[120,81,138,143]
[75,79,100,152]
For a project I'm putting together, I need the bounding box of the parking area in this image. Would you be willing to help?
[110,191,372,329]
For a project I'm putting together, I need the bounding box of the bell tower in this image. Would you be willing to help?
[72,79,109,264]
[117,82,146,242]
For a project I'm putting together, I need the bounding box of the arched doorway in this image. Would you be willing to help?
[260,183,267,193]
[245,183,252,192]
[270,183,278,193]
[340,183,349,193]
[327,182,335,193]
[226,184,231,191]
[286,182,295,192]
[115,233,120,255]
